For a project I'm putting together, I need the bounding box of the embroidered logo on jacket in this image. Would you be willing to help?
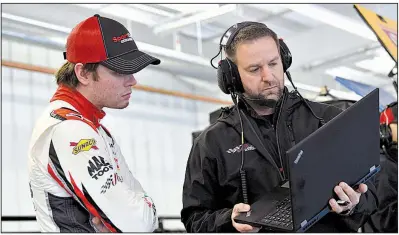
[226,143,256,154]
[50,110,67,121]
[143,194,157,226]
[70,139,98,155]
[114,157,120,171]
[109,138,117,156]
[100,173,123,194]
[87,156,113,180]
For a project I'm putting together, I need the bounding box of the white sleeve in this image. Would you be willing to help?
[48,120,158,232]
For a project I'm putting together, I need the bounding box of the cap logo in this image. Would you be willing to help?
[112,33,133,44]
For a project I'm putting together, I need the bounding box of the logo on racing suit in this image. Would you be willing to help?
[70,139,98,155]
[114,157,120,170]
[87,156,113,180]
[100,173,123,194]
[50,110,66,121]
[226,143,256,154]
[143,194,157,226]
[143,195,154,208]
[109,138,117,155]
[29,182,37,211]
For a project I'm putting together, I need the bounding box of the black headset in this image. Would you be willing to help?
[213,21,293,95]
[211,22,294,204]
[210,22,324,204]
[380,123,393,149]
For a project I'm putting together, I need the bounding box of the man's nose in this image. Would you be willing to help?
[126,74,137,87]
[260,66,273,82]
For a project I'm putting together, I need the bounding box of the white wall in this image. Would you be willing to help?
[1,38,221,232]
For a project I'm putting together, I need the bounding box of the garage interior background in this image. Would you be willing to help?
[1,3,397,232]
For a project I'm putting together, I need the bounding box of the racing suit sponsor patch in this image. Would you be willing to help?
[100,173,123,194]
[87,156,113,180]
[70,139,98,155]
[143,194,157,227]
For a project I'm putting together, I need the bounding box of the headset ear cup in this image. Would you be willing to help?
[230,61,244,93]
[279,39,292,73]
[380,124,393,149]
[217,60,232,94]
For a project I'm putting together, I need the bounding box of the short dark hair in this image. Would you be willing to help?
[55,62,100,88]
[225,24,280,62]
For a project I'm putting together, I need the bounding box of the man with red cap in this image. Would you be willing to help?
[364,101,398,232]
[28,14,160,232]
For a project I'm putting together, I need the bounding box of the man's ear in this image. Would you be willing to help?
[390,123,397,143]
[74,63,90,86]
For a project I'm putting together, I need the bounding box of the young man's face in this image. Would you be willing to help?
[235,36,285,103]
[89,65,137,109]
[390,123,397,143]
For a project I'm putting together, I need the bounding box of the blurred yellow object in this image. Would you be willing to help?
[319,86,329,96]
[354,4,397,62]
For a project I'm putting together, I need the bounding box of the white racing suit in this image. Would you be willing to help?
[28,85,158,232]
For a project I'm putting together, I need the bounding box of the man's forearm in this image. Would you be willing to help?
[183,208,235,233]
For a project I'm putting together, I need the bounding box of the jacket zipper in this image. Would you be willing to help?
[240,110,283,180]
[287,122,296,147]
[275,93,287,181]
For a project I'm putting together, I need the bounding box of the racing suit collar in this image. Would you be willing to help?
[50,85,106,127]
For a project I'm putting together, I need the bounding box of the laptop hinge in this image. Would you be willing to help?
[369,165,376,172]
[300,220,308,228]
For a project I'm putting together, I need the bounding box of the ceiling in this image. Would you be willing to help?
[2,3,397,100]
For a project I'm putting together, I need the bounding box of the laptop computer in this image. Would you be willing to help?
[234,88,381,232]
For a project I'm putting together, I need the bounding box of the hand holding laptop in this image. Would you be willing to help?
[231,203,261,233]
[329,182,368,215]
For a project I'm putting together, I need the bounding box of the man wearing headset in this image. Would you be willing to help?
[181,22,377,232]
[364,102,398,232]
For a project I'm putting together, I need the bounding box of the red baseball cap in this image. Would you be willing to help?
[64,14,160,74]
[380,102,398,125]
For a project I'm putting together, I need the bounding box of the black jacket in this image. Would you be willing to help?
[364,147,398,232]
[181,89,378,233]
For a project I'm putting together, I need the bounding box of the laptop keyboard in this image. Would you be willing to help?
[258,197,293,229]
